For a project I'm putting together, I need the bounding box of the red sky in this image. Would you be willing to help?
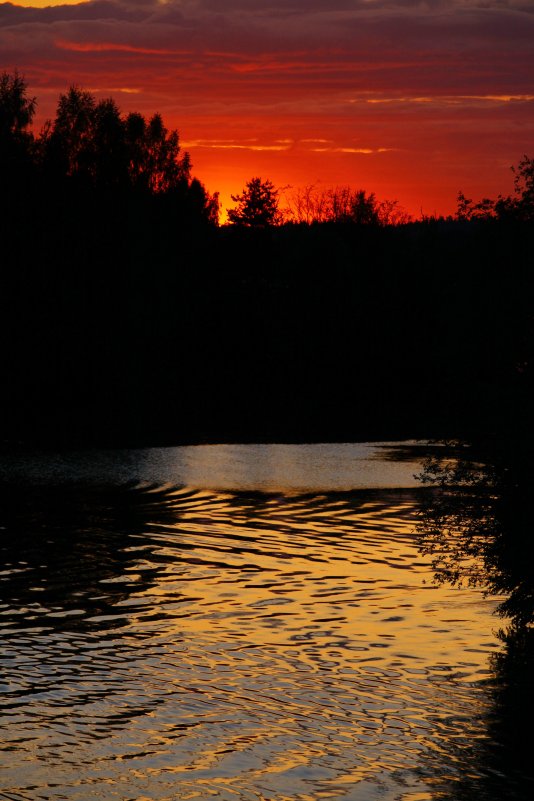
[1,0,533,219]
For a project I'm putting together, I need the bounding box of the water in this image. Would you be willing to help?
[0,443,527,800]
[0,441,426,491]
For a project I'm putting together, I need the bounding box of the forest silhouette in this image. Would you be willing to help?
[1,72,533,448]
[0,71,219,224]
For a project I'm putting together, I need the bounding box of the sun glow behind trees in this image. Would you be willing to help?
[1,70,532,228]
[1,1,532,219]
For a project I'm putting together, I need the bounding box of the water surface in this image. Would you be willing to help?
[0,443,524,800]
[0,441,428,491]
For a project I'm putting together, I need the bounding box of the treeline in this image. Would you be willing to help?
[1,72,534,448]
[285,185,411,225]
[456,155,534,222]
[1,214,533,448]
[2,71,533,229]
[227,177,411,226]
[0,71,219,225]
[228,163,534,227]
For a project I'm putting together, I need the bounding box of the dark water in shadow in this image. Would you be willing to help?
[0,444,531,800]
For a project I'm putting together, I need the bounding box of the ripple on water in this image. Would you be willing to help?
[0,484,503,800]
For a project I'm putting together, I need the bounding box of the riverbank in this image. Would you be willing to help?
[1,217,532,449]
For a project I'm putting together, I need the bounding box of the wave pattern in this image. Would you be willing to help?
[0,485,500,800]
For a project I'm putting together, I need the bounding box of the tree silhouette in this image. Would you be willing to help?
[92,97,129,188]
[52,86,97,182]
[0,70,35,141]
[41,87,193,194]
[456,190,496,221]
[227,177,281,226]
[457,155,534,222]
[0,70,36,186]
[20,79,218,220]
[187,177,220,225]
[416,437,534,640]
[507,155,534,221]
[124,111,148,190]
[285,184,409,225]
[143,112,191,193]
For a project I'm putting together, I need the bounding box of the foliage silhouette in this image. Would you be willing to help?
[456,191,496,221]
[42,86,194,195]
[227,177,282,226]
[506,154,534,221]
[0,72,218,223]
[285,184,411,225]
[324,187,379,225]
[416,440,534,800]
[457,155,534,222]
[0,70,36,187]
[0,70,35,141]
[417,439,534,627]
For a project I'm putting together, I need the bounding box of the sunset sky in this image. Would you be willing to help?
[1,0,533,218]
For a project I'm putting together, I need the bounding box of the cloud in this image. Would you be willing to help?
[180,137,396,154]
[0,0,531,120]
[55,38,177,54]
[1,0,532,216]
[308,146,394,154]
[359,93,534,106]
[182,138,291,151]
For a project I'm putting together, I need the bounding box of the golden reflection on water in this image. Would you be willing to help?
[0,485,501,801]
[122,491,497,669]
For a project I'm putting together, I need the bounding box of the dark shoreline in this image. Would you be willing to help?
[2,217,532,451]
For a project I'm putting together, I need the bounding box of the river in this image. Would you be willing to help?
[0,442,530,800]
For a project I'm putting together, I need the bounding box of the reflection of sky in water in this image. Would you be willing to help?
[0,441,430,490]
[0,475,505,801]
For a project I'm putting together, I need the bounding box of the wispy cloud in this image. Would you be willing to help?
[183,139,292,151]
[308,146,394,154]
[360,94,534,106]
[55,39,177,55]
[87,86,142,94]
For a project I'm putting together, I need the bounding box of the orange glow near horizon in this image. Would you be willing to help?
[3,1,533,219]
